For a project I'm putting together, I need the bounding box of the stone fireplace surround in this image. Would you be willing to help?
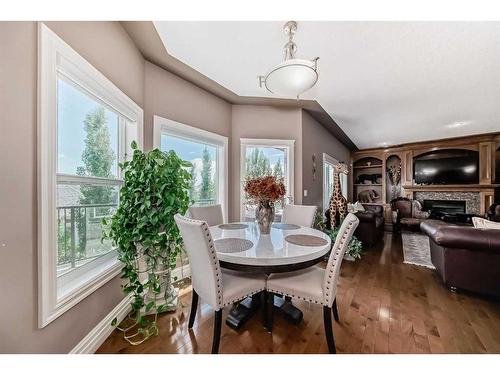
[413,191,481,215]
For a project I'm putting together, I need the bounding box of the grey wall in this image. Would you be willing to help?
[230,105,303,221]
[143,61,232,150]
[301,110,351,211]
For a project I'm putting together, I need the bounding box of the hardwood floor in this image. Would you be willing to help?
[97,232,500,354]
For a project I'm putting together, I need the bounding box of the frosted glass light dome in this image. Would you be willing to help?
[259,21,319,98]
[264,59,319,97]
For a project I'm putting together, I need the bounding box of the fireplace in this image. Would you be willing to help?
[423,199,466,215]
[413,191,480,215]
[422,199,476,223]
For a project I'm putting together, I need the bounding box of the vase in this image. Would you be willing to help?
[255,200,275,234]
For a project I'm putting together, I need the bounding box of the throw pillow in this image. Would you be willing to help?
[347,201,366,213]
[412,200,430,219]
[354,201,365,212]
[472,217,500,230]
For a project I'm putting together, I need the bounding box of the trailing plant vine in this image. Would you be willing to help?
[102,141,192,344]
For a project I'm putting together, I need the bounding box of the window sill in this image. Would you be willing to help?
[42,257,122,327]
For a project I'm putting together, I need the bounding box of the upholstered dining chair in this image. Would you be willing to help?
[174,214,266,353]
[282,204,317,228]
[266,213,360,353]
[189,204,224,227]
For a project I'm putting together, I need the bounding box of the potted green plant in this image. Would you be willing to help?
[313,211,364,261]
[102,141,192,344]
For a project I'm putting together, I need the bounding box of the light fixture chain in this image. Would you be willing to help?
[283,21,298,60]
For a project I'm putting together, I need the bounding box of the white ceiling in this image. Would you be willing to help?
[154,22,500,149]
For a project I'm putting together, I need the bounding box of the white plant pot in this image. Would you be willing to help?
[343,254,355,261]
[137,247,179,315]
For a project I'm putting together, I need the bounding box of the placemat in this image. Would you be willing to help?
[214,238,254,253]
[272,223,301,230]
[218,223,249,230]
[285,234,328,247]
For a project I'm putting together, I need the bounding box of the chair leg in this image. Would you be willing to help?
[211,310,223,354]
[265,291,274,332]
[323,306,337,354]
[188,290,199,329]
[332,298,339,322]
[261,291,268,329]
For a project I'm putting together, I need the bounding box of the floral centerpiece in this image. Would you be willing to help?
[244,175,286,234]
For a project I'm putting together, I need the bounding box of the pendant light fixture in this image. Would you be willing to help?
[259,21,319,98]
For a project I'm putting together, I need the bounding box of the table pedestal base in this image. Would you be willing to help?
[225,293,303,330]
[272,295,303,324]
[225,296,260,330]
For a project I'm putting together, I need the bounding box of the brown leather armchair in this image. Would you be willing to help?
[421,220,500,298]
[391,197,429,232]
[325,205,384,247]
[354,204,385,247]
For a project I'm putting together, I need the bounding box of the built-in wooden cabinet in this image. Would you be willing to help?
[479,141,495,185]
[351,155,384,205]
[350,133,499,221]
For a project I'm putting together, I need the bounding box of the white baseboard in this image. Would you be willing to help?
[69,295,132,354]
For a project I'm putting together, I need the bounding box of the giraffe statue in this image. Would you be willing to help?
[329,162,349,228]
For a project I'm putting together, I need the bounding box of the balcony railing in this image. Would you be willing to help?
[56,203,117,276]
[56,199,217,276]
[192,198,216,206]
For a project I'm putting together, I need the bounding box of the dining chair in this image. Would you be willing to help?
[282,204,317,227]
[174,214,266,354]
[189,204,224,227]
[266,213,360,353]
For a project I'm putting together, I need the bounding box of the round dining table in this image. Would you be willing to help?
[210,221,332,330]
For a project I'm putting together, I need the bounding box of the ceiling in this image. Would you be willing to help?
[153,22,500,149]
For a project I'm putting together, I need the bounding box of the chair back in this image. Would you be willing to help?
[282,204,317,227]
[323,213,359,307]
[390,197,412,218]
[189,204,224,227]
[174,214,222,309]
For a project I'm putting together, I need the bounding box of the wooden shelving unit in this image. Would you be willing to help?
[351,156,384,204]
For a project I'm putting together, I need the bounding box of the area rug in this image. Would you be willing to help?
[401,232,435,269]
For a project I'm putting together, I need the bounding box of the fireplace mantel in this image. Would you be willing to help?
[402,184,499,192]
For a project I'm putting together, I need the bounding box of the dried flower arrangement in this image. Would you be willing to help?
[244,175,286,205]
[244,175,286,234]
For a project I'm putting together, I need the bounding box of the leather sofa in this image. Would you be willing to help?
[325,204,384,247]
[421,220,500,298]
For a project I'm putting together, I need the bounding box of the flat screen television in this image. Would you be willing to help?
[413,149,479,185]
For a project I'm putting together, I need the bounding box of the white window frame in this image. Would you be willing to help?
[153,115,229,222]
[38,23,144,328]
[240,138,295,221]
[323,153,348,213]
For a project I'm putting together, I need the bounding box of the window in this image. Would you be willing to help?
[323,153,348,214]
[153,116,228,217]
[38,24,143,327]
[153,116,228,281]
[240,139,295,221]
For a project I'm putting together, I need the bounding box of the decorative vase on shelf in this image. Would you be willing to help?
[255,200,275,234]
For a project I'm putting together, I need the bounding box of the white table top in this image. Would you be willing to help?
[209,222,331,266]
